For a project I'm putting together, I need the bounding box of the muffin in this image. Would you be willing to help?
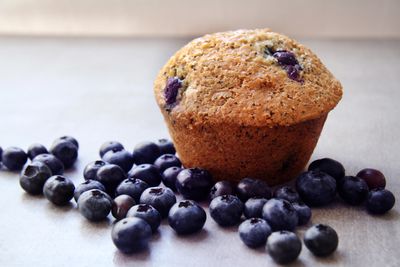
[154,29,342,185]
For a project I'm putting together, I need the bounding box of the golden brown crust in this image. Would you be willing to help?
[154,29,342,127]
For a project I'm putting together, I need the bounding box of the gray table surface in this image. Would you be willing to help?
[0,37,399,267]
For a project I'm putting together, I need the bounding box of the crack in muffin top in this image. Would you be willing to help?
[154,29,342,127]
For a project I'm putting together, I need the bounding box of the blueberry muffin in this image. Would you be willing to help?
[154,29,342,185]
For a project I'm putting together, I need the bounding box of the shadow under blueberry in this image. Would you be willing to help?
[113,246,151,264]
[20,192,45,202]
[371,209,399,221]
[79,216,113,232]
[304,249,343,265]
[171,228,209,243]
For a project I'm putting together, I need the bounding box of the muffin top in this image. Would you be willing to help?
[154,29,342,127]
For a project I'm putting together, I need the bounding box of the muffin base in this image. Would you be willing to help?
[164,115,327,185]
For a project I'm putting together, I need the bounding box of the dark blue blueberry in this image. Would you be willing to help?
[244,197,268,219]
[74,179,106,202]
[154,154,181,173]
[33,153,64,175]
[43,175,75,206]
[139,187,176,218]
[128,164,162,187]
[1,147,28,171]
[102,149,134,173]
[168,200,206,235]
[161,166,182,191]
[239,218,272,248]
[296,170,337,206]
[50,139,78,169]
[338,176,369,205]
[99,141,124,157]
[304,224,338,257]
[292,202,312,226]
[209,195,243,227]
[111,217,152,253]
[78,189,113,221]
[19,161,52,195]
[55,136,79,149]
[27,143,48,160]
[132,141,161,165]
[83,160,107,181]
[209,180,235,200]
[176,168,214,201]
[267,231,302,264]
[96,164,127,195]
[308,158,345,181]
[366,188,395,215]
[357,168,386,190]
[111,195,136,220]
[115,178,149,203]
[127,204,161,233]
[273,51,298,66]
[262,198,298,231]
[164,77,182,106]
[236,177,272,202]
[155,138,176,155]
[284,64,303,82]
[274,186,300,203]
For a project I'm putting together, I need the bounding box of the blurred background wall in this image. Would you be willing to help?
[0,0,399,38]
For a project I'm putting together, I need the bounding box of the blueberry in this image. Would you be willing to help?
[43,175,75,206]
[267,231,302,264]
[308,158,345,181]
[338,176,369,205]
[262,198,298,231]
[296,170,337,206]
[274,186,300,203]
[209,195,243,227]
[0,146,2,163]
[304,224,338,257]
[27,143,48,160]
[209,180,235,200]
[55,136,79,149]
[78,189,113,221]
[155,138,176,155]
[366,188,395,214]
[49,140,78,169]
[168,200,207,235]
[176,168,214,200]
[161,166,182,191]
[292,202,312,225]
[154,154,181,173]
[115,178,149,203]
[33,153,64,175]
[102,150,134,172]
[356,168,386,190]
[132,141,161,165]
[127,204,161,233]
[112,195,136,220]
[236,178,272,202]
[164,77,182,106]
[284,64,302,81]
[74,179,106,202]
[273,51,298,65]
[128,164,162,187]
[239,218,272,248]
[244,197,268,219]
[83,160,107,181]
[96,164,127,195]
[19,161,52,195]
[99,141,124,158]
[139,187,176,218]
[111,217,152,253]
[2,147,28,171]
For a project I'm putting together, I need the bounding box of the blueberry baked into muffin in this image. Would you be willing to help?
[154,29,342,185]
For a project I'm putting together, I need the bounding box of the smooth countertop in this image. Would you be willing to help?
[0,37,399,267]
